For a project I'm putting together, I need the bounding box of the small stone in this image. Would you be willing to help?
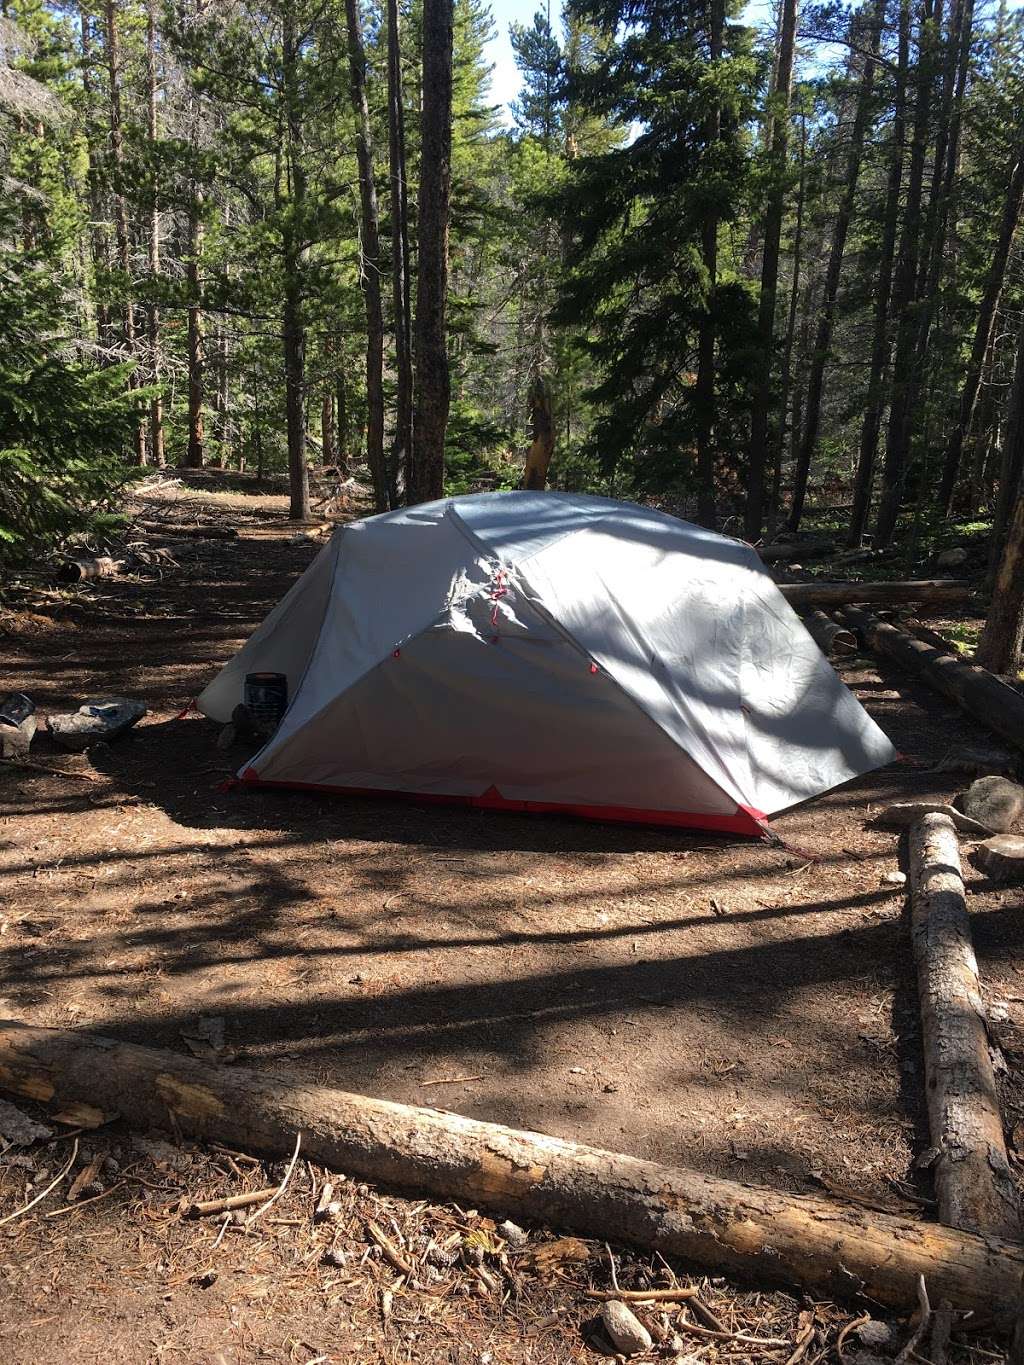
[881,870,906,887]
[601,1300,653,1356]
[973,834,1024,884]
[498,1219,528,1248]
[0,1098,53,1147]
[322,1247,347,1267]
[957,776,1024,833]
[854,1319,894,1349]
[936,546,968,568]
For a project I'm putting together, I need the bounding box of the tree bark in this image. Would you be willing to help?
[523,370,554,490]
[146,0,164,467]
[788,4,881,532]
[977,319,1024,671]
[770,112,805,535]
[186,193,205,468]
[841,605,1024,752]
[344,0,390,513]
[800,610,857,656]
[938,138,1024,515]
[693,0,724,530]
[745,0,799,541]
[104,0,146,465]
[409,0,454,506]
[281,11,310,520]
[848,0,910,546]
[909,813,1020,1239]
[79,6,111,346]
[1,1019,1022,1325]
[874,0,940,546]
[387,0,413,501]
[780,579,969,608]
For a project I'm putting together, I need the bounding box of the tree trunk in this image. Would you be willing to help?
[186,194,205,468]
[841,605,1024,752]
[1,1019,1022,1325]
[848,0,910,546]
[789,4,881,532]
[321,389,336,467]
[344,0,390,513]
[409,0,454,506]
[104,0,146,465]
[523,370,554,490]
[693,0,724,530]
[977,314,1024,672]
[145,0,164,467]
[874,0,940,546]
[745,0,799,541]
[281,13,310,521]
[938,137,1024,514]
[909,813,1020,1239]
[780,579,969,608]
[79,7,111,346]
[387,0,413,501]
[770,112,805,535]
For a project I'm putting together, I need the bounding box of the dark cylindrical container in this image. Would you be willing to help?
[244,672,288,728]
[0,693,35,728]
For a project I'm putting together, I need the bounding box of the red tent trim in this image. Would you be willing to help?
[237,769,767,836]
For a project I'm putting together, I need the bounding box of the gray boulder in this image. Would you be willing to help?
[956,775,1024,833]
[48,698,147,751]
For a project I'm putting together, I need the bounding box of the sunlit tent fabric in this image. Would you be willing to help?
[198,491,896,836]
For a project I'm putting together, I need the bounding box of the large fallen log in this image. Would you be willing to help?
[909,814,1021,1240]
[0,1021,1022,1325]
[778,579,970,609]
[840,606,1024,753]
[57,555,121,583]
[801,609,857,657]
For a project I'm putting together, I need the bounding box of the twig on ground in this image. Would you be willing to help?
[366,1219,415,1277]
[244,1131,301,1228]
[895,1275,932,1365]
[836,1314,871,1363]
[605,1242,620,1293]
[0,1138,79,1226]
[689,1294,727,1332]
[418,1074,485,1087]
[44,1181,125,1218]
[585,1287,699,1304]
[0,758,101,783]
[184,1186,278,1219]
[676,1312,790,1348]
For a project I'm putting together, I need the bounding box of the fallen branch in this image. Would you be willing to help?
[909,814,1021,1240]
[584,1287,699,1303]
[841,606,1024,754]
[1,1020,1022,1325]
[779,580,970,609]
[183,1186,278,1219]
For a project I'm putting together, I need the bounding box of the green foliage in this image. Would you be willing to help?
[0,237,140,565]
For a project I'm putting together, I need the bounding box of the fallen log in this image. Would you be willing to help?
[839,606,1024,754]
[779,580,970,609]
[57,555,120,583]
[0,1021,1022,1325]
[908,814,1021,1240]
[136,520,238,540]
[759,539,837,563]
[801,610,857,657]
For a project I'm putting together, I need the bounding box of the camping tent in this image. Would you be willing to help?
[199,491,896,836]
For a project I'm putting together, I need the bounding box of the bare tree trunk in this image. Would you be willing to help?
[282,11,310,521]
[387,0,413,501]
[186,193,205,468]
[79,7,111,346]
[874,0,941,546]
[848,0,910,546]
[977,314,1024,673]
[693,0,724,531]
[145,0,164,467]
[745,0,799,541]
[409,0,454,506]
[788,4,881,532]
[769,112,805,534]
[105,0,146,464]
[938,137,1024,513]
[523,370,554,490]
[343,0,390,512]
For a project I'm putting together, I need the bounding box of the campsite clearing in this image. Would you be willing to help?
[2,475,1023,1360]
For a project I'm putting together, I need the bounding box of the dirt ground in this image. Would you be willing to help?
[1,474,1022,1362]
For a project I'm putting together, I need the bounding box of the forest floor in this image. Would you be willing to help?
[1,472,1022,1362]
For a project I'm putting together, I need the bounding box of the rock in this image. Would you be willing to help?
[854,1319,894,1349]
[498,1218,528,1248]
[881,870,907,886]
[0,1098,53,1146]
[936,546,969,568]
[973,834,1024,884]
[933,744,1018,777]
[600,1301,653,1356]
[0,712,36,760]
[956,775,1024,833]
[48,698,146,751]
[870,801,993,836]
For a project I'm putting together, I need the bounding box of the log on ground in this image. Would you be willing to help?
[57,556,120,583]
[778,580,970,609]
[908,814,1021,1240]
[0,1020,1022,1325]
[840,606,1024,754]
[800,609,857,657]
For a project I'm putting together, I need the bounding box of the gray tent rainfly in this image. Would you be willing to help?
[199,491,896,836]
